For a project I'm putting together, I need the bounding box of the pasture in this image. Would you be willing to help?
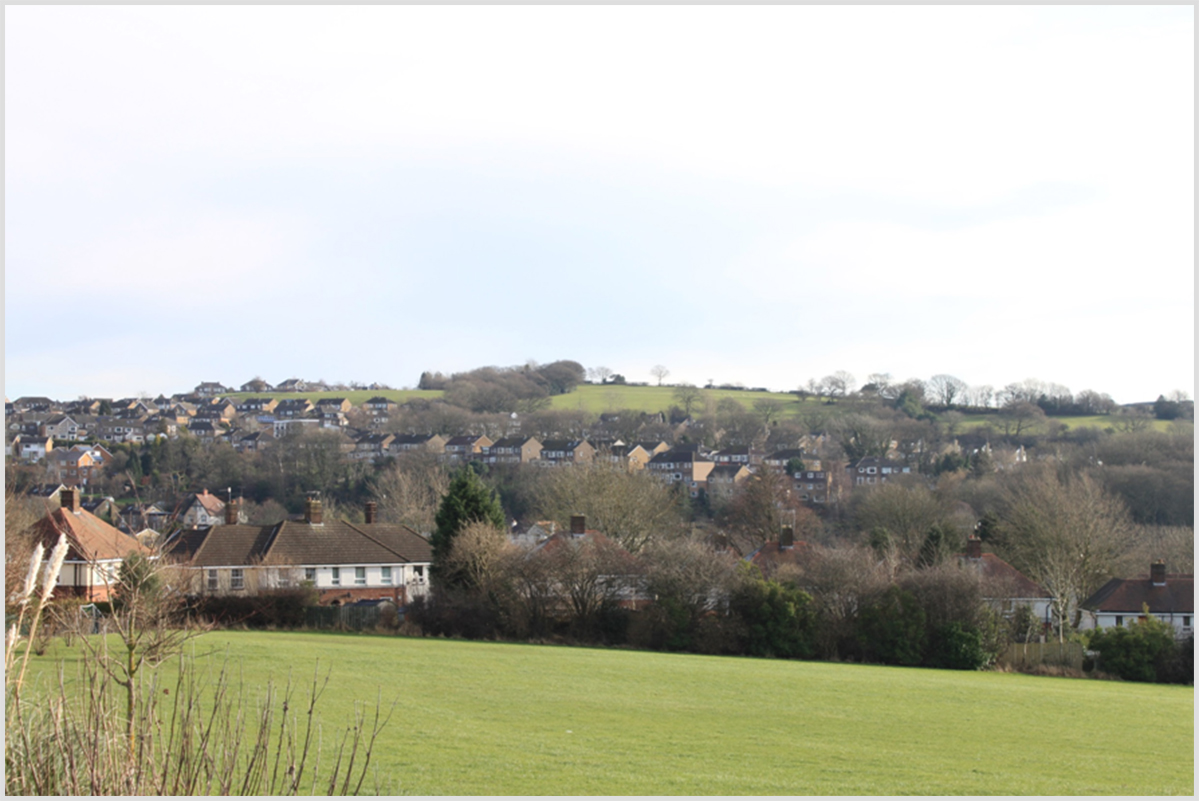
[23,632,1194,795]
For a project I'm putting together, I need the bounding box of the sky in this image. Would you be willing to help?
[4,6,1194,404]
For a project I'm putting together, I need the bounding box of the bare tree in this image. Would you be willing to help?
[927,374,968,407]
[752,397,786,427]
[995,467,1134,640]
[371,454,449,536]
[534,461,687,554]
[650,365,671,386]
[672,383,706,417]
[587,366,614,384]
[822,371,856,397]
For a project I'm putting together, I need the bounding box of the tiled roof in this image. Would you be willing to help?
[170,519,432,568]
[32,507,149,562]
[1083,574,1194,615]
[961,553,1051,599]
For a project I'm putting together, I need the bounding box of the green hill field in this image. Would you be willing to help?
[24,632,1194,795]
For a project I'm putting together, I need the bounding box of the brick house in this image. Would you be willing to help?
[646,450,715,498]
[706,463,751,505]
[537,439,595,466]
[1081,561,1194,637]
[846,457,912,486]
[168,499,432,606]
[444,434,494,463]
[28,487,150,602]
[480,436,543,465]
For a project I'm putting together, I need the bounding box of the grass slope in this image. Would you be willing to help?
[26,632,1194,795]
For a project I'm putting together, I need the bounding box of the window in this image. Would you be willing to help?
[414,566,424,580]
[381,566,392,585]
[231,569,244,591]
[207,570,219,592]
[331,567,340,586]
[1115,615,1123,626]
[1184,616,1191,627]
[305,567,316,583]
[355,567,366,586]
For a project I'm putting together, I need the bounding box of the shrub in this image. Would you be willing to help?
[926,622,988,670]
[731,578,816,659]
[857,587,926,666]
[1088,617,1185,683]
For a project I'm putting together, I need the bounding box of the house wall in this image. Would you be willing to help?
[1082,610,1194,636]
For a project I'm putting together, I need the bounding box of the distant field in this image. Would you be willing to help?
[24,632,1194,795]
[548,384,808,415]
[224,389,444,405]
[222,385,1182,434]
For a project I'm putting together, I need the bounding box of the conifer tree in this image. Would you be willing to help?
[431,467,505,588]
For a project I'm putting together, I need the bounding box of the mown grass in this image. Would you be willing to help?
[23,632,1193,795]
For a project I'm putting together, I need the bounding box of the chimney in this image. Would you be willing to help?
[570,514,586,535]
[779,526,795,549]
[1151,560,1167,586]
[966,536,983,560]
[305,497,323,525]
[224,498,240,525]
[61,486,81,513]
[364,501,377,525]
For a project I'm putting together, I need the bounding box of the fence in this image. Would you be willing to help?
[998,641,1086,671]
[304,604,389,631]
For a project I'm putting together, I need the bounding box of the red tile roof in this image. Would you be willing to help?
[32,507,149,562]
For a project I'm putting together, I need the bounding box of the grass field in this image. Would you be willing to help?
[24,632,1193,795]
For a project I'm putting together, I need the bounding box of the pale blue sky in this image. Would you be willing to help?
[5,6,1193,403]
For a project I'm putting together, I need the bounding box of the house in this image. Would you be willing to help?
[80,495,120,525]
[167,498,432,606]
[186,419,221,443]
[236,429,275,453]
[387,433,448,456]
[710,446,760,467]
[846,457,912,486]
[480,436,543,465]
[363,396,398,423]
[537,439,595,466]
[960,537,1054,627]
[273,399,314,418]
[237,397,279,414]
[40,414,81,440]
[195,382,230,397]
[747,527,814,578]
[14,396,57,413]
[599,442,655,471]
[240,378,274,393]
[646,450,716,497]
[119,502,172,533]
[444,434,493,463]
[529,514,647,611]
[763,448,821,473]
[351,432,395,461]
[706,463,751,504]
[791,470,831,504]
[1080,561,1194,636]
[315,398,353,414]
[180,489,228,529]
[17,436,53,463]
[275,378,307,393]
[27,487,150,602]
[45,447,102,487]
[274,418,322,438]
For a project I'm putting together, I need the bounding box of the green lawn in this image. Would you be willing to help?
[23,632,1194,795]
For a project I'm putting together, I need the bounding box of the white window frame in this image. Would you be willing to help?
[231,568,244,591]
[381,566,392,585]
[207,569,219,592]
[355,566,366,586]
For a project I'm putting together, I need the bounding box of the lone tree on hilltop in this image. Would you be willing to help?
[431,467,506,589]
[650,365,670,386]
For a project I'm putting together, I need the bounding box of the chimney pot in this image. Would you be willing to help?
[1151,560,1167,586]
[966,536,982,560]
[570,514,586,535]
[62,486,81,513]
[364,501,377,525]
[779,526,795,549]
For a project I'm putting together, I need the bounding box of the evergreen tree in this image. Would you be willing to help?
[431,468,505,588]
